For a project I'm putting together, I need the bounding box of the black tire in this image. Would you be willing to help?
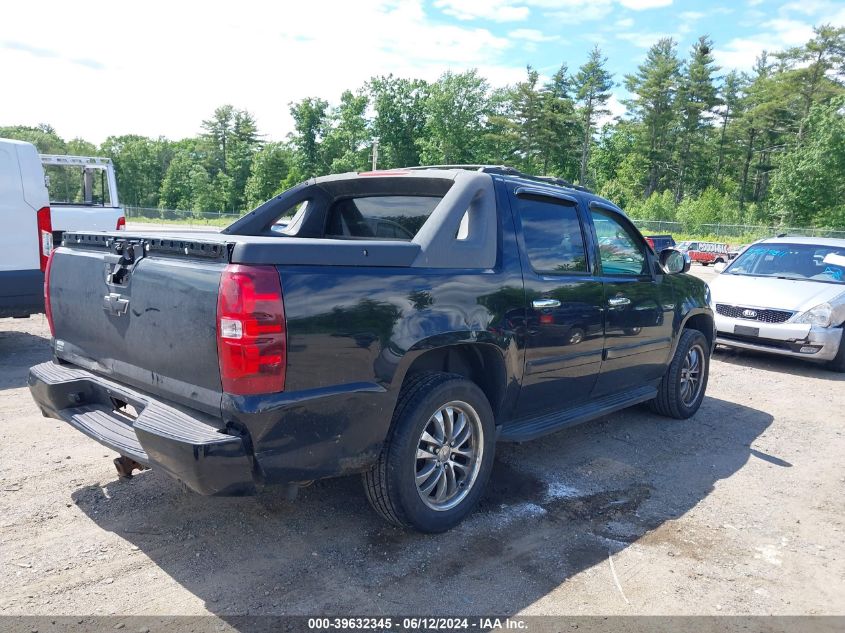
[715,258,725,264]
[363,372,495,532]
[827,332,845,372]
[650,329,710,419]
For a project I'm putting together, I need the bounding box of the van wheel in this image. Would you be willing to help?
[650,329,710,419]
[363,372,495,532]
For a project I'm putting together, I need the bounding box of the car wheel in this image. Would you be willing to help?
[650,329,710,419]
[827,333,845,372]
[715,258,725,264]
[363,372,495,532]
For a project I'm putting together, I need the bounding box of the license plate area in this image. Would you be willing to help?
[734,324,760,337]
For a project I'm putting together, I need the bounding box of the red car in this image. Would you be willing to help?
[678,241,729,266]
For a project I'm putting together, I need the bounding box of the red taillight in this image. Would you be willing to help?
[216,265,286,395]
[116,216,126,231]
[44,250,55,336]
[36,206,53,272]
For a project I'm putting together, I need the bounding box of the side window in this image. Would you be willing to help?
[515,195,588,274]
[325,195,440,240]
[591,209,648,276]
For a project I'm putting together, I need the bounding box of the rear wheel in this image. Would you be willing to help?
[363,372,495,532]
[650,329,710,419]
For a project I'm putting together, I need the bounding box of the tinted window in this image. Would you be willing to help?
[325,196,440,240]
[516,196,588,274]
[591,209,647,276]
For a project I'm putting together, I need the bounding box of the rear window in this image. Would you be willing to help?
[325,196,442,240]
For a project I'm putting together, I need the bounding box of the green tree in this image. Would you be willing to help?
[624,38,682,197]
[244,142,292,208]
[100,135,172,207]
[368,75,429,168]
[573,46,614,186]
[419,70,490,164]
[322,89,371,173]
[769,96,845,228]
[288,97,329,176]
[674,36,719,201]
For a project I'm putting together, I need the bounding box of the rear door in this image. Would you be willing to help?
[588,206,674,395]
[0,141,41,272]
[510,186,604,418]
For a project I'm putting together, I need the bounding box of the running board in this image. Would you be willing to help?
[499,385,657,442]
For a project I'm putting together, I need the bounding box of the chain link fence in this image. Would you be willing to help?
[631,220,845,243]
[125,206,241,226]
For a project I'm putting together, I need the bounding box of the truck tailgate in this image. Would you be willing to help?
[50,233,231,416]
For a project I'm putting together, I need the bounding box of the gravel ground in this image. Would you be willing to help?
[1,266,843,618]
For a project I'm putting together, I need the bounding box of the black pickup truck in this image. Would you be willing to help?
[29,166,714,532]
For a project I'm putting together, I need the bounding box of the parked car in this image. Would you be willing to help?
[678,240,730,266]
[711,237,845,371]
[0,138,126,318]
[29,166,715,532]
[645,234,676,253]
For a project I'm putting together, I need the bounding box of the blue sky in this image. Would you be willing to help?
[1,0,843,144]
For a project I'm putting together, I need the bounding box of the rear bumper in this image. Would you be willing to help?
[0,269,44,318]
[715,314,843,362]
[28,361,256,495]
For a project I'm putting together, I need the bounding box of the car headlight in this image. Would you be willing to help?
[704,284,714,310]
[792,292,845,328]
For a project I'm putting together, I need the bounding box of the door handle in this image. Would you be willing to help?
[532,298,561,309]
[608,296,631,307]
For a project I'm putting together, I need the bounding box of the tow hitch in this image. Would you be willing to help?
[113,456,148,480]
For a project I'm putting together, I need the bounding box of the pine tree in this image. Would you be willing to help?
[624,38,682,196]
[573,46,614,186]
[674,36,719,201]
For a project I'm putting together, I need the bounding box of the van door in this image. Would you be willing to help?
[0,141,40,273]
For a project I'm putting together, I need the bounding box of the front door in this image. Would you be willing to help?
[510,187,605,418]
[589,205,675,395]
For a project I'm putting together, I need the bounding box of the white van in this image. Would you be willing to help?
[0,138,53,318]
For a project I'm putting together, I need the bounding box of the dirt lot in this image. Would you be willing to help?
[1,267,843,618]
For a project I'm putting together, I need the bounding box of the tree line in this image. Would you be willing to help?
[2,25,843,229]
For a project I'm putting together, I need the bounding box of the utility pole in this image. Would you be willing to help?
[372,137,380,171]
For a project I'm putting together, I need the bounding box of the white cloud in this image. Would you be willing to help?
[434,0,530,22]
[0,0,520,144]
[616,30,673,48]
[713,17,816,70]
[508,28,560,42]
[618,0,672,9]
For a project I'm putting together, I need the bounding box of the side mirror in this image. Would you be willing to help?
[713,262,727,273]
[659,248,690,274]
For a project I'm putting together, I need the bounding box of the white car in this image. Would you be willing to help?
[710,237,845,371]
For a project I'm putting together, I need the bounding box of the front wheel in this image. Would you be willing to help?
[650,329,710,419]
[827,333,845,372]
[363,372,495,532]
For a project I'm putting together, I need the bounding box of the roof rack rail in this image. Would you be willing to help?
[399,164,593,193]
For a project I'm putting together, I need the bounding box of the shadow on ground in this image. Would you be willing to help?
[714,345,844,381]
[0,328,51,390]
[72,395,773,621]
